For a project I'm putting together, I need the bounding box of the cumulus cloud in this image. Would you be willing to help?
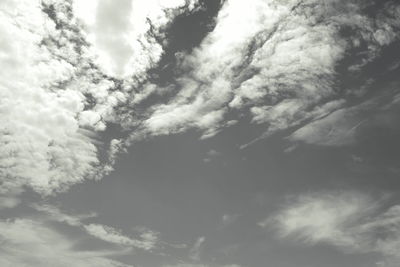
[0,218,132,267]
[0,0,199,196]
[0,0,101,195]
[263,190,400,266]
[73,0,199,78]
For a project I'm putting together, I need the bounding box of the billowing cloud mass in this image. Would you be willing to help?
[0,0,399,236]
[73,0,199,78]
[0,0,199,196]
[263,191,400,266]
[0,1,399,266]
[0,0,99,196]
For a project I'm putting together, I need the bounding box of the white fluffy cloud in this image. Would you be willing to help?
[73,0,199,78]
[0,0,199,196]
[0,0,101,195]
[264,190,400,266]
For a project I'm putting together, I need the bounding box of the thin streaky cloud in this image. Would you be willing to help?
[264,190,400,265]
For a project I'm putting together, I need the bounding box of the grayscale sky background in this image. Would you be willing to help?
[1,1,400,267]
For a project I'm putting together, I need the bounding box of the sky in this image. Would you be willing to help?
[0,0,400,266]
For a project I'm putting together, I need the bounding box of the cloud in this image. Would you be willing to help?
[73,0,200,78]
[189,236,206,261]
[0,0,199,197]
[263,190,400,265]
[289,104,368,146]
[32,203,96,227]
[203,149,221,163]
[0,218,132,267]
[84,223,159,250]
[32,203,159,251]
[0,0,119,196]
[221,214,239,227]
[0,196,21,210]
[1,0,399,199]
[138,0,400,145]
[207,149,220,157]
[290,88,400,146]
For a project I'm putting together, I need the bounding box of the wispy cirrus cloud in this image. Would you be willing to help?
[263,190,400,266]
[84,223,159,250]
[0,218,132,267]
[125,0,400,148]
[32,203,160,251]
[290,88,400,146]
